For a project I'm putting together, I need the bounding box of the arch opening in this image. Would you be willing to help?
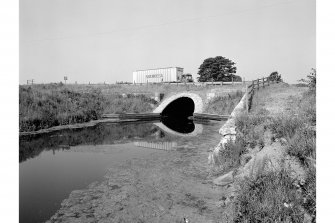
[161,97,195,118]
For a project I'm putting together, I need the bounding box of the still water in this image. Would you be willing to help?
[20,118,226,223]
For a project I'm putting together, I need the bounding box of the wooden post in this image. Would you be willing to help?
[257,79,259,89]
[252,80,254,92]
[262,77,265,88]
[245,84,249,113]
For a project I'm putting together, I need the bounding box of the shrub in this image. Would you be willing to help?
[233,169,304,222]
[268,71,282,82]
[299,68,316,91]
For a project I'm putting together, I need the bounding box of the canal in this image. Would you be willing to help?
[20,118,228,223]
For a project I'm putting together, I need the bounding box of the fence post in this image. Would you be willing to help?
[262,77,265,88]
[245,84,249,113]
[257,79,260,90]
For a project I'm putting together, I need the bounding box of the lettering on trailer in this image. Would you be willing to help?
[146,74,163,78]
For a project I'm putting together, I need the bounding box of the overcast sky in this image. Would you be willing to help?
[20,0,315,84]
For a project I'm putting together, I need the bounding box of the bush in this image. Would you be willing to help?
[299,68,316,91]
[233,169,304,222]
[268,71,282,82]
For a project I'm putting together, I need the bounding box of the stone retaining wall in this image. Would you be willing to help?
[208,92,247,165]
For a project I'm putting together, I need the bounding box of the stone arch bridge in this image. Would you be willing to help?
[153,88,244,118]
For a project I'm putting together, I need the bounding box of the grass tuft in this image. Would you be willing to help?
[233,169,305,222]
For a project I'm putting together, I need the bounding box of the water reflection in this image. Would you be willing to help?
[133,141,178,151]
[19,121,163,163]
[162,117,195,133]
[19,118,223,223]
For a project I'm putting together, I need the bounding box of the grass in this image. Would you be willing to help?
[204,91,243,115]
[212,137,247,175]
[40,82,242,96]
[233,168,305,222]
[19,84,157,132]
[20,83,245,132]
[235,109,269,149]
[217,81,316,222]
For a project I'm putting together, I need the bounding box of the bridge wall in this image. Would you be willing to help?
[153,92,204,114]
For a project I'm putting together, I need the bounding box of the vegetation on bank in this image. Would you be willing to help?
[204,91,243,115]
[19,85,157,132]
[213,70,316,222]
[235,83,315,221]
[20,83,244,132]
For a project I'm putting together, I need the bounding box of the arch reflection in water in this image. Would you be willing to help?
[154,118,203,137]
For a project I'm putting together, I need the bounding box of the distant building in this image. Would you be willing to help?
[133,67,183,84]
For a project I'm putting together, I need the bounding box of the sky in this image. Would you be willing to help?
[19,0,315,84]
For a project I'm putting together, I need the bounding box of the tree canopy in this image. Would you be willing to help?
[197,56,238,82]
[268,71,282,82]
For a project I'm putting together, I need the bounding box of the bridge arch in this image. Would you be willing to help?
[153,92,204,116]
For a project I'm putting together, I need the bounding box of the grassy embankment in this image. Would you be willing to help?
[19,84,157,132]
[204,90,244,115]
[215,81,316,222]
[20,83,244,132]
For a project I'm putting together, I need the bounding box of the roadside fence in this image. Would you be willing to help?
[245,76,282,112]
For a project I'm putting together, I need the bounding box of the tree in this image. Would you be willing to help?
[299,68,316,90]
[197,56,238,82]
[268,71,282,82]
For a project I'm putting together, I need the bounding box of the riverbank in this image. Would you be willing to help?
[19,83,244,133]
[19,84,158,132]
[212,83,316,222]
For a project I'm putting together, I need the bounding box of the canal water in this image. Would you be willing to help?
[20,118,228,223]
